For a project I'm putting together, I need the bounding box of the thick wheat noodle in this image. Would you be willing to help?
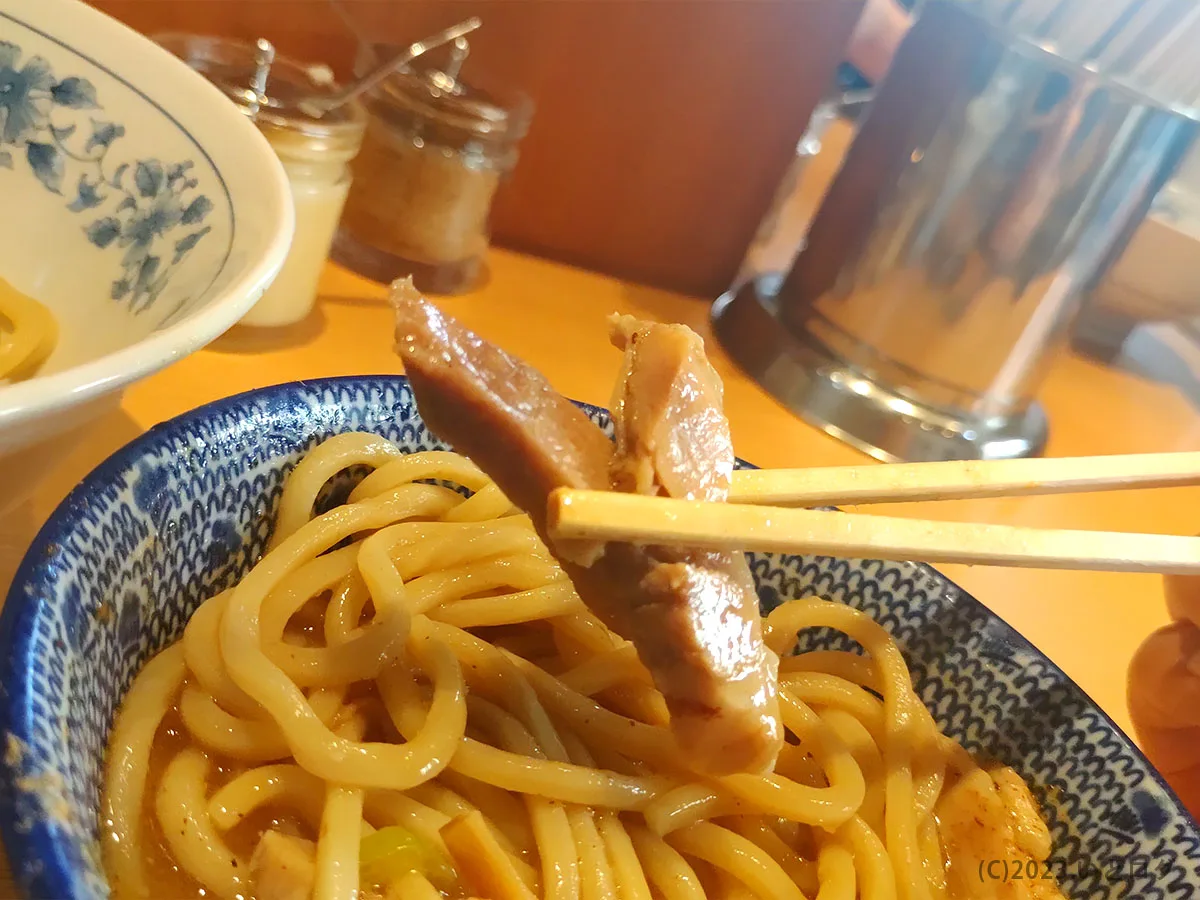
[346,449,492,505]
[558,732,650,900]
[262,515,509,691]
[177,684,290,761]
[207,763,327,831]
[667,822,807,900]
[395,622,672,809]
[820,709,887,833]
[307,685,349,729]
[442,481,517,521]
[258,544,359,640]
[816,831,858,900]
[265,606,410,688]
[779,676,936,828]
[155,748,246,900]
[599,811,654,900]
[221,486,470,788]
[642,785,747,836]
[314,785,365,900]
[552,610,623,656]
[429,623,578,761]
[391,650,592,896]
[451,737,670,809]
[774,742,827,788]
[433,582,581,628]
[569,805,616,900]
[267,433,405,549]
[782,672,888,742]
[404,781,511,842]
[182,592,258,718]
[405,554,560,608]
[558,643,646,695]
[505,652,683,768]
[314,590,373,900]
[780,650,882,693]
[626,822,706,900]
[704,690,866,830]
[768,602,952,900]
[467,697,583,900]
[361,790,452,845]
[840,816,899,900]
[918,817,948,899]
[100,644,186,899]
[325,568,369,643]
[750,822,818,894]
[440,766,537,853]
[99,436,1060,900]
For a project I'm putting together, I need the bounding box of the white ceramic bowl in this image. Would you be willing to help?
[0,0,293,454]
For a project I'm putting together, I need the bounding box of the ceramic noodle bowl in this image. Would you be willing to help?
[1,376,1198,897]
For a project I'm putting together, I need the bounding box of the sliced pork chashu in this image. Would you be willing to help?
[607,313,735,501]
[392,284,782,775]
[606,314,781,772]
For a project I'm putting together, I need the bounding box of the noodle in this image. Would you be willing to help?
[100,644,186,899]
[0,277,57,382]
[155,748,247,899]
[100,435,1064,900]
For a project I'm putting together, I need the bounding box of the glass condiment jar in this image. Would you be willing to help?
[156,34,367,327]
[332,61,532,295]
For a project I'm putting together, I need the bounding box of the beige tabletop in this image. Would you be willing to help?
[2,252,1198,896]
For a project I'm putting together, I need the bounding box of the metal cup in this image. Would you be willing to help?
[713,0,1199,461]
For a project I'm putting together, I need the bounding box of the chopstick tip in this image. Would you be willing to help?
[546,487,572,536]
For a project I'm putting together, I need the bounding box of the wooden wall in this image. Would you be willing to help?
[92,0,864,298]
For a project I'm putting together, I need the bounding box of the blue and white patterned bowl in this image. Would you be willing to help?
[2,376,1198,899]
[0,0,293,455]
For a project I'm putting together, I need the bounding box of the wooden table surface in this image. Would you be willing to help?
[2,252,1199,896]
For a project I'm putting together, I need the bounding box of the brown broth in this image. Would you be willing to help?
[107,705,315,900]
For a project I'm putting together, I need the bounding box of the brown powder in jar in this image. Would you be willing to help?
[341,116,500,267]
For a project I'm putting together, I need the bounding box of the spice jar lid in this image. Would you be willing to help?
[155,33,367,162]
[372,62,533,143]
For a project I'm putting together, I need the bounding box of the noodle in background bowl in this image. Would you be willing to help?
[1,375,1198,898]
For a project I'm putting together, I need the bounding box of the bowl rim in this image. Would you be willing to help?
[1,374,1198,897]
[0,0,295,427]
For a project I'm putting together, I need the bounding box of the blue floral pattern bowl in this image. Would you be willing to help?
[2,376,1199,899]
[0,0,292,455]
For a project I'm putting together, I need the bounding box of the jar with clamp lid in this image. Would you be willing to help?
[332,51,532,295]
[156,34,367,327]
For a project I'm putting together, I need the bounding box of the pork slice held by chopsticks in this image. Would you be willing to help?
[608,314,735,501]
[391,282,782,775]
[606,314,782,771]
[388,280,612,568]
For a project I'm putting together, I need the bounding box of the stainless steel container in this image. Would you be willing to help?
[713,0,1199,461]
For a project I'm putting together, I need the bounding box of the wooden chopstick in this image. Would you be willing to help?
[727,451,1200,507]
[547,489,1200,575]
